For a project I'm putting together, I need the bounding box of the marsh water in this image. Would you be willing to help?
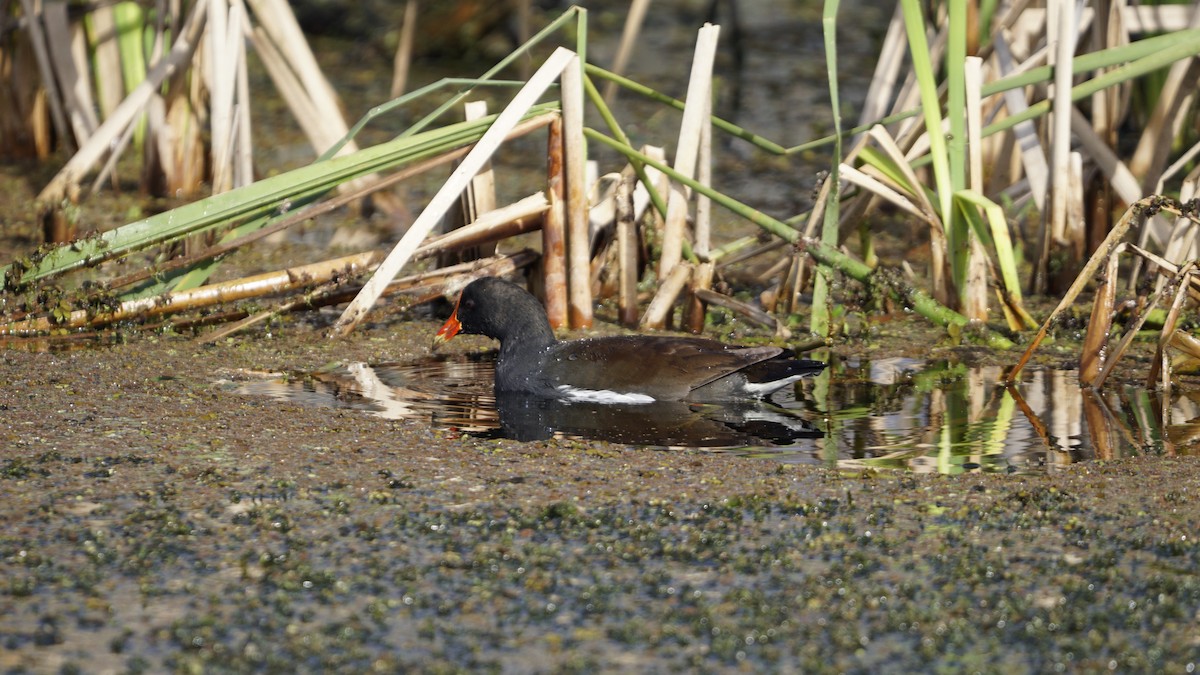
[234,354,1195,472]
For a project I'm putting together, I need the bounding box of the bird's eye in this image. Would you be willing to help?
[463,298,475,309]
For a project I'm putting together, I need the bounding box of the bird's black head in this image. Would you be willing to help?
[434,277,554,347]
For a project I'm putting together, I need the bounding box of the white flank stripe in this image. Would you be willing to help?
[556,385,656,404]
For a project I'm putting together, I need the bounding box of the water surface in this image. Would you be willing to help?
[235,354,1199,473]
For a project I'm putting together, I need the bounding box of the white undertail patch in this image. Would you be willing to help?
[741,375,806,398]
[556,385,656,404]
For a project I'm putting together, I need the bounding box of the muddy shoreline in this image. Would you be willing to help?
[2,326,1197,672]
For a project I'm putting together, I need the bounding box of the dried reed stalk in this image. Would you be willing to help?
[463,101,498,249]
[992,36,1048,215]
[1070,107,1141,205]
[1010,196,1195,383]
[398,250,539,299]
[103,123,551,294]
[207,0,246,194]
[390,0,418,98]
[196,277,347,345]
[562,54,592,329]
[543,115,570,329]
[857,4,907,134]
[1170,329,1200,361]
[439,100,499,266]
[603,0,651,102]
[84,5,122,120]
[963,56,988,320]
[1151,162,1200,288]
[694,85,713,258]
[659,23,720,279]
[1037,0,1079,293]
[233,3,254,189]
[151,60,205,197]
[1126,245,1200,300]
[637,144,669,223]
[839,164,934,223]
[1085,253,1188,390]
[687,69,715,333]
[0,32,50,158]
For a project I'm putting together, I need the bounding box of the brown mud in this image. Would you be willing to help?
[2,321,1198,673]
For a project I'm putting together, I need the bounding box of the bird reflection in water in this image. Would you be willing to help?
[234,354,823,450]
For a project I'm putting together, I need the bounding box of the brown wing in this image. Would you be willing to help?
[539,335,783,400]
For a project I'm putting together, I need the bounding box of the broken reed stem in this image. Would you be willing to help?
[685,64,716,335]
[1128,243,1200,300]
[1033,0,1079,294]
[330,47,576,337]
[415,193,548,259]
[438,100,500,267]
[398,250,540,298]
[233,11,254,188]
[207,0,237,194]
[615,174,639,327]
[685,261,714,334]
[148,159,544,341]
[543,115,569,329]
[641,262,692,330]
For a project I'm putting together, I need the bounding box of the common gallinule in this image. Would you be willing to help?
[434,277,825,403]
